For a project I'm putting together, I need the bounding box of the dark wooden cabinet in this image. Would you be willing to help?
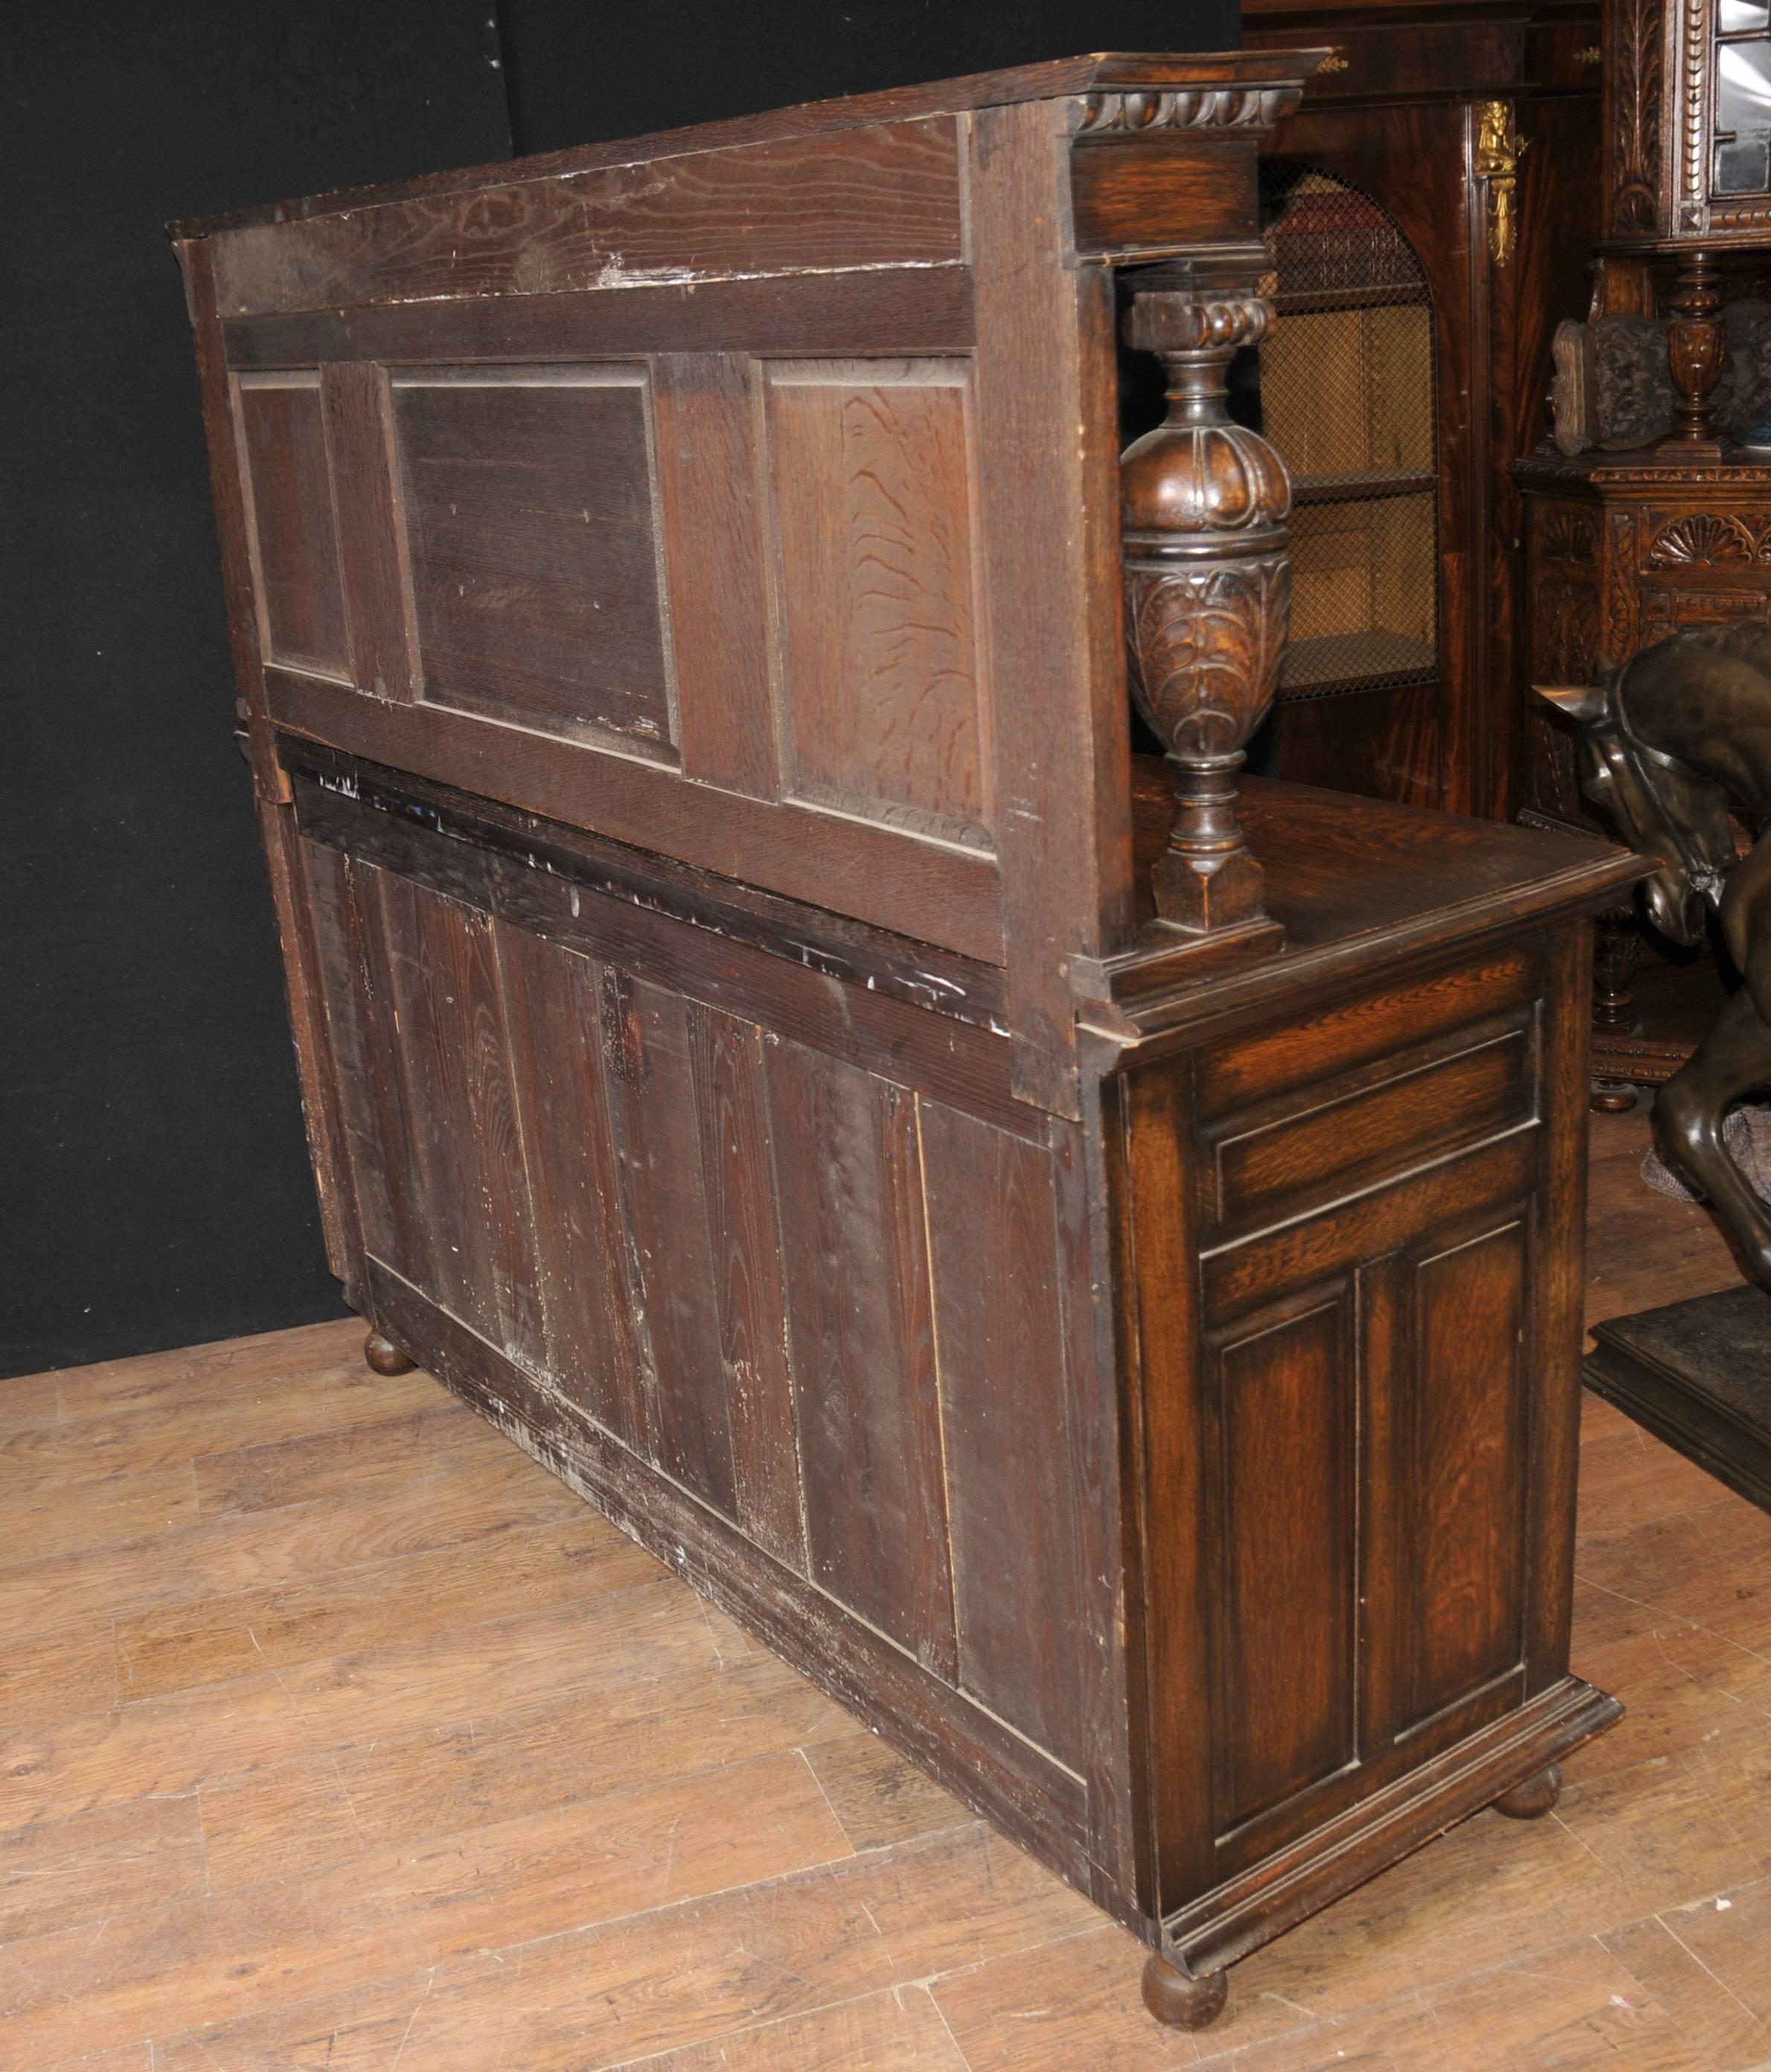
[1243,0,1604,816]
[174,51,1638,2024]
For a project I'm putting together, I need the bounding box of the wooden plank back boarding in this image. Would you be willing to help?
[172,51,1642,2030]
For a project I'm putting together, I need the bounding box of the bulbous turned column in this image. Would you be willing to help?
[1662,249,1727,453]
[1121,272,1292,939]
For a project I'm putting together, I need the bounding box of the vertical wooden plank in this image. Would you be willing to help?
[604,977,740,1519]
[254,804,357,1289]
[235,373,351,677]
[917,1099,1083,1764]
[299,840,388,1280]
[968,102,1135,1115]
[1052,1088,1144,1916]
[1208,1291,1357,1832]
[1409,1219,1529,1722]
[1356,1252,1413,1758]
[769,1040,957,1674]
[322,361,420,703]
[1120,1055,1214,1908]
[374,873,545,1374]
[1528,923,1590,1692]
[652,353,780,798]
[374,871,480,1328]
[689,1009,805,1569]
[456,904,548,1372]
[495,924,652,1451]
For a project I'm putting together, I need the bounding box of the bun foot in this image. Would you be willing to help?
[1591,1083,1639,1114]
[1141,1951,1229,2030]
[1493,1762,1562,1820]
[363,1329,414,1377]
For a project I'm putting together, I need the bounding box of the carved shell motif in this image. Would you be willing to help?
[1647,514,1757,566]
[1125,558,1294,760]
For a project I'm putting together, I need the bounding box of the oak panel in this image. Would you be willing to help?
[918,1101,1083,1765]
[321,361,418,703]
[652,353,778,798]
[493,923,653,1452]
[1208,1292,1357,1835]
[235,371,348,677]
[602,976,739,1519]
[1407,1219,1530,1727]
[768,1040,958,1675]
[207,121,964,316]
[391,367,675,755]
[766,360,990,850]
[1209,1023,1534,1235]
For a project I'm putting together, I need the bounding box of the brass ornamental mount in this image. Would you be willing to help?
[1476,101,1529,267]
[1119,266,1293,944]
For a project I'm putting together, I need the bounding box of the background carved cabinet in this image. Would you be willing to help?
[1241,0,1604,816]
[178,53,1638,2021]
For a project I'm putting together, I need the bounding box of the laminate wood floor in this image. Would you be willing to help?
[4,1107,1768,2070]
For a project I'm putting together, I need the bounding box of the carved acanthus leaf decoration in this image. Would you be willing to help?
[1609,0,1662,237]
[1125,560,1293,761]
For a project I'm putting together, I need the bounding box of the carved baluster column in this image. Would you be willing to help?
[1662,249,1727,453]
[1121,266,1292,941]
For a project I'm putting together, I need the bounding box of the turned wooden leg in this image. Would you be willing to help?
[363,1328,414,1377]
[1493,1762,1562,1819]
[1141,1951,1229,2030]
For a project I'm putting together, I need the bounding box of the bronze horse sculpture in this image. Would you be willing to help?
[1538,618,1771,1289]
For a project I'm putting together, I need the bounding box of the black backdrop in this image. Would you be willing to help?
[1,0,1237,1381]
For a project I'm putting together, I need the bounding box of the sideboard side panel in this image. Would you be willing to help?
[292,802,1107,1890]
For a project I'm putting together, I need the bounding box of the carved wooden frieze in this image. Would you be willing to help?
[1075,86,1305,134]
[1642,509,1771,563]
[1607,0,1664,237]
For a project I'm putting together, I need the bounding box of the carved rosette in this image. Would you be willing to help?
[1121,281,1293,935]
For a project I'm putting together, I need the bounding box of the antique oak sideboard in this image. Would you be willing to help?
[173,54,1640,2030]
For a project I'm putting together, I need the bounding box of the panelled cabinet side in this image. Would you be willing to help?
[1109,914,1621,1974]
[176,234,359,1294]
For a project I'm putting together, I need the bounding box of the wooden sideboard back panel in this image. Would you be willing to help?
[295,787,1091,1791]
[1121,932,1581,1919]
[218,111,1015,967]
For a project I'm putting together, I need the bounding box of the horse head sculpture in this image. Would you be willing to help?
[1535,619,1771,1290]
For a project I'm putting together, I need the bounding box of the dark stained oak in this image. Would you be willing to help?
[172,49,1646,2031]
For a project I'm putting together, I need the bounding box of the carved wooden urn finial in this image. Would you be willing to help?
[1121,268,1293,938]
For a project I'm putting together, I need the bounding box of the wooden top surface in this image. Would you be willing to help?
[1117,758,1643,1035]
[168,48,1325,240]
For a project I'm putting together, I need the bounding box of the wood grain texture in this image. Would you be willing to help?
[391,368,675,755]
[320,361,417,703]
[2,1109,1749,2068]
[968,97,1133,1110]
[766,361,990,849]
[767,1042,958,1678]
[493,922,653,1451]
[1069,132,1260,256]
[917,1100,1083,1765]
[173,51,1310,235]
[207,120,965,316]
[267,668,1006,962]
[652,353,778,799]
[234,371,349,681]
[1208,1290,1357,1838]
[222,264,978,372]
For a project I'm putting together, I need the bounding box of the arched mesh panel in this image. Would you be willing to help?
[1257,164,1439,703]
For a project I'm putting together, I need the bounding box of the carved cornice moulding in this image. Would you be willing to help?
[1074,85,1305,136]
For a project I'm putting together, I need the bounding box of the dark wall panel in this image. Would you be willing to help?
[0,1,510,1378]
[498,0,1242,156]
